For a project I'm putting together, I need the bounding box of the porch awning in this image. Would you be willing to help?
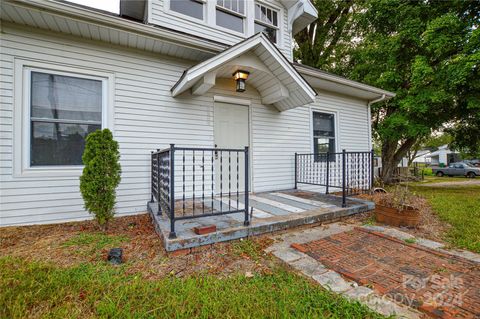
[171,33,317,112]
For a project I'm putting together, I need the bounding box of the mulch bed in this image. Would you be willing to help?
[0,214,275,279]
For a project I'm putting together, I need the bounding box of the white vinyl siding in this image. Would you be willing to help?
[0,25,200,226]
[0,25,370,226]
[150,0,293,60]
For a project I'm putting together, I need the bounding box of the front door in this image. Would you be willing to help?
[214,102,249,194]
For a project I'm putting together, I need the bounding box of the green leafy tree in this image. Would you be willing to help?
[296,0,480,183]
[349,0,479,183]
[80,129,121,230]
[294,0,360,74]
[447,116,480,158]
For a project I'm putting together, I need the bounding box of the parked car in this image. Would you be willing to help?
[463,159,480,167]
[432,162,480,178]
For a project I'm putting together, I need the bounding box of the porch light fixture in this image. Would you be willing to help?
[233,70,249,92]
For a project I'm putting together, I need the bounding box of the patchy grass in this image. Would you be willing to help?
[62,233,128,255]
[231,238,272,261]
[0,256,384,319]
[0,215,386,318]
[409,183,480,253]
[404,238,417,244]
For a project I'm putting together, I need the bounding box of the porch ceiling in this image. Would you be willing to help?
[171,33,317,112]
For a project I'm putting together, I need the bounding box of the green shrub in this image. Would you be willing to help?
[80,129,121,230]
[422,167,434,176]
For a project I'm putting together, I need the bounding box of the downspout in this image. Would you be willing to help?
[367,94,386,151]
[367,94,387,107]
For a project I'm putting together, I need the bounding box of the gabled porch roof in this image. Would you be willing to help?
[171,33,317,112]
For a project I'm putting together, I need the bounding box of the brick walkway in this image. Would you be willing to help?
[293,228,480,319]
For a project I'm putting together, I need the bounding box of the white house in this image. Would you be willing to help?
[0,0,395,227]
[426,144,460,166]
[412,149,432,164]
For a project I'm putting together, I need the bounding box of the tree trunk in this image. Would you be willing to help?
[380,138,417,184]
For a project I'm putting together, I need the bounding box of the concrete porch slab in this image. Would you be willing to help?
[147,190,374,252]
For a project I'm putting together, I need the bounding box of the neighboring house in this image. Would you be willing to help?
[0,0,395,226]
[426,145,461,166]
[412,149,432,164]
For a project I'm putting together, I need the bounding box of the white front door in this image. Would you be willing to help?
[214,102,249,194]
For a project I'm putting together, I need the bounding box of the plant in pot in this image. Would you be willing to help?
[374,185,422,227]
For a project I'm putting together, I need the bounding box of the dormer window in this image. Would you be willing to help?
[170,0,205,20]
[216,0,245,33]
[254,3,279,43]
[165,1,283,48]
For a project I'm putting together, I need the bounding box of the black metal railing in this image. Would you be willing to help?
[295,149,374,207]
[151,144,249,238]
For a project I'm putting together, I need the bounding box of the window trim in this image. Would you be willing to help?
[215,0,246,35]
[167,0,207,22]
[215,6,246,36]
[13,59,114,178]
[162,0,283,46]
[310,108,339,155]
[254,2,280,43]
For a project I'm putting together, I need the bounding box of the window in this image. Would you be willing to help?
[29,71,104,166]
[216,0,245,33]
[170,0,205,20]
[254,3,279,43]
[313,112,336,155]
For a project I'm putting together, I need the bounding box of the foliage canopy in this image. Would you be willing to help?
[295,0,480,182]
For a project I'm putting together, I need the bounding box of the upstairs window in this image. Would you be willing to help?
[170,0,205,20]
[216,0,245,33]
[254,3,279,43]
[313,112,336,155]
[29,71,104,166]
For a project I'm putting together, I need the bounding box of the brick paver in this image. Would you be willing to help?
[293,228,480,319]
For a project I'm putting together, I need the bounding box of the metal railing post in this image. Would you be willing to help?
[150,151,154,203]
[370,149,375,190]
[294,152,298,189]
[326,152,330,194]
[342,149,346,208]
[244,146,250,226]
[157,149,161,215]
[169,144,176,239]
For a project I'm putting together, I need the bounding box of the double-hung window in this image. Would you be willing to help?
[216,0,245,33]
[254,3,279,43]
[170,0,205,20]
[29,70,104,166]
[313,112,336,155]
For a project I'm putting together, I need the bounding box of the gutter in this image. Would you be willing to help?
[367,94,387,107]
[294,63,396,98]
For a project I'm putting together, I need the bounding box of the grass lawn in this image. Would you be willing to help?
[415,176,468,184]
[0,216,384,319]
[409,178,480,253]
[0,257,385,319]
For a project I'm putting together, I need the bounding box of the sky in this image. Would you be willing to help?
[66,0,119,13]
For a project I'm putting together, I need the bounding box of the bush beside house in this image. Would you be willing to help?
[80,129,121,231]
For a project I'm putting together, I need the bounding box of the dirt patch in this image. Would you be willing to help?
[0,214,276,279]
[354,193,450,244]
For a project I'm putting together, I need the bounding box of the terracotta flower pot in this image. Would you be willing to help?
[375,204,420,227]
